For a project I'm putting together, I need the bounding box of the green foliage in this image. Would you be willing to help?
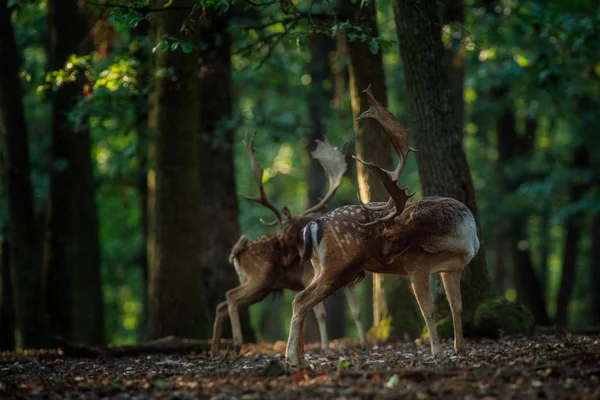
[4,0,600,346]
[472,297,535,338]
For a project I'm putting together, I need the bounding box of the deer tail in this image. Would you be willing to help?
[301,219,323,262]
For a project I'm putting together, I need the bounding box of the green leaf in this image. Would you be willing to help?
[152,41,168,53]
[369,37,379,55]
[180,42,194,53]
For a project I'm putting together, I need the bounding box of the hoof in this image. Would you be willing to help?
[432,347,448,360]
[285,357,308,369]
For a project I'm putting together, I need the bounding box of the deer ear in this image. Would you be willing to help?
[282,206,292,219]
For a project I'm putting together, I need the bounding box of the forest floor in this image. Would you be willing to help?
[1,333,599,399]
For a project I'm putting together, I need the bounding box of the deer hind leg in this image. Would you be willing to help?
[312,302,329,350]
[286,261,364,367]
[226,282,271,353]
[410,272,445,359]
[343,285,367,349]
[211,301,229,356]
[286,280,344,367]
[441,271,464,355]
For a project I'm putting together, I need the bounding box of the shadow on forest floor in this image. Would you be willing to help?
[1,334,599,399]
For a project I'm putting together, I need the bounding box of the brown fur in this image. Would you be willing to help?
[211,231,367,356]
[284,85,480,367]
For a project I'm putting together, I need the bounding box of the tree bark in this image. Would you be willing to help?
[590,215,600,326]
[0,228,15,351]
[147,1,210,339]
[556,143,590,327]
[46,0,105,345]
[196,8,254,342]
[132,9,150,342]
[440,0,465,138]
[70,114,105,345]
[343,0,421,340]
[392,0,493,322]
[493,90,549,325]
[0,2,44,349]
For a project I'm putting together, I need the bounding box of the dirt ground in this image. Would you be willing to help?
[1,333,599,399]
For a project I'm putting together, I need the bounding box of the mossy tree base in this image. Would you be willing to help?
[422,296,535,340]
[369,275,423,342]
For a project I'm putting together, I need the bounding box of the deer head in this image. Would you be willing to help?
[241,131,348,264]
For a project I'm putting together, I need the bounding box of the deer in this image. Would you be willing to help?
[284,86,481,367]
[210,131,368,357]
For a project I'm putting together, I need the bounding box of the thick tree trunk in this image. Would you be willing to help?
[393,0,493,322]
[46,0,104,345]
[440,0,465,138]
[70,120,105,345]
[147,1,209,339]
[0,229,15,351]
[0,3,44,349]
[343,0,421,340]
[197,9,254,343]
[132,10,150,342]
[590,215,600,326]
[146,10,158,341]
[493,92,549,324]
[556,144,590,327]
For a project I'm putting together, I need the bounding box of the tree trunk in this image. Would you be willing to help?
[590,215,600,326]
[392,0,493,322]
[556,144,590,327]
[132,10,150,342]
[493,92,549,325]
[70,116,105,345]
[0,2,44,349]
[343,0,421,340]
[0,228,15,351]
[46,0,105,346]
[147,1,210,339]
[440,0,465,138]
[146,10,158,341]
[196,8,254,343]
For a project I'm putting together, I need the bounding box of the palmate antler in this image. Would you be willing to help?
[353,85,418,226]
[241,131,348,226]
[300,138,348,216]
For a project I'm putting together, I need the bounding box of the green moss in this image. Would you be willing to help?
[421,315,455,340]
[472,297,534,338]
[368,315,393,341]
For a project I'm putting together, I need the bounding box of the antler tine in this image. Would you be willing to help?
[353,85,418,225]
[300,138,348,216]
[240,131,283,225]
[356,192,393,212]
[353,155,415,226]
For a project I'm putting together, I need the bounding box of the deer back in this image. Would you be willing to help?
[230,234,281,284]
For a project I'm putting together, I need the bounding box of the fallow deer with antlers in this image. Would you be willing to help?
[210,132,367,356]
[285,86,480,367]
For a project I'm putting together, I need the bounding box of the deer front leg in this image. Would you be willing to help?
[312,302,329,351]
[343,286,367,349]
[211,301,229,356]
[441,271,464,355]
[226,283,270,353]
[410,272,445,359]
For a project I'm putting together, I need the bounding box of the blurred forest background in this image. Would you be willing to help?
[0,0,599,351]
